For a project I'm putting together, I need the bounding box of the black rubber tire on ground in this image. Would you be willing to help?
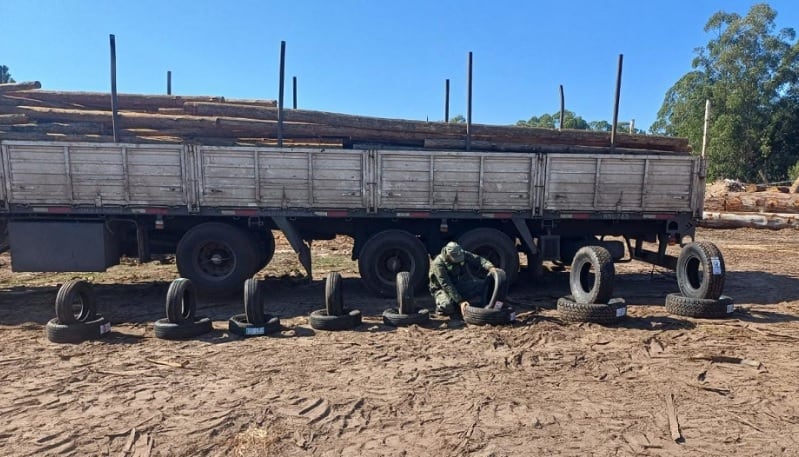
[458,228,520,284]
[325,272,344,316]
[396,271,415,315]
[244,278,266,326]
[309,309,361,331]
[665,293,734,318]
[481,268,508,308]
[165,278,196,324]
[569,246,615,304]
[463,305,514,326]
[557,296,627,324]
[54,280,98,325]
[153,316,213,340]
[382,307,430,327]
[176,222,258,294]
[358,230,430,297]
[251,229,276,272]
[676,241,726,300]
[228,313,281,337]
[46,316,112,344]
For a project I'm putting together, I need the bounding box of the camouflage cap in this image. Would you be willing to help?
[443,241,464,264]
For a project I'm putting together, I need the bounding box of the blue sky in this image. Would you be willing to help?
[2,1,798,131]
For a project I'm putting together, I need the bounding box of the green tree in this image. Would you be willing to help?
[0,65,14,84]
[517,110,589,130]
[651,4,799,181]
[449,114,466,123]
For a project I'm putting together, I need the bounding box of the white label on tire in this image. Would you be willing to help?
[509,312,516,322]
[100,322,111,334]
[615,307,627,317]
[711,257,722,275]
[726,304,734,313]
[246,327,265,336]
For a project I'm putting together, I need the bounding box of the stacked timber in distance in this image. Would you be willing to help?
[0,81,691,154]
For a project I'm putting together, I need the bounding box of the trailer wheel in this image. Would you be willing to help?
[396,271,415,315]
[252,230,276,272]
[481,268,508,309]
[176,222,258,294]
[153,316,213,340]
[665,293,734,318]
[46,316,112,344]
[244,278,266,326]
[55,280,98,325]
[569,246,615,304]
[358,230,429,297]
[458,228,519,284]
[557,296,627,324]
[325,272,344,316]
[676,241,725,300]
[165,278,196,324]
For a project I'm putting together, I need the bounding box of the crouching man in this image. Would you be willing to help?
[429,241,496,316]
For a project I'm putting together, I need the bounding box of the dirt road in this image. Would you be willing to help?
[1,227,798,456]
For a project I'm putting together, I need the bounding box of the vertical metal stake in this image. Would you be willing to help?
[109,34,120,143]
[167,70,172,95]
[444,79,450,123]
[610,54,623,147]
[559,84,565,131]
[292,76,297,109]
[466,52,473,151]
[701,100,711,159]
[277,40,286,147]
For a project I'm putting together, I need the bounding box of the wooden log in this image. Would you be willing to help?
[5,90,228,111]
[0,81,41,93]
[701,211,799,230]
[8,121,109,135]
[424,139,686,155]
[156,108,187,115]
[0,130,176,144]
[703,191,799,214]
[0,114,29,125]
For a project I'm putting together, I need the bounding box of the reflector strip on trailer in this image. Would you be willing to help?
[314,210,348,217]
[220,209,258,216]
[32,207,71,214]
[396,212,430,218]
[643,214,672,220]
[482,213,512,219]
[560,213,590,219]
[131,208,170,215]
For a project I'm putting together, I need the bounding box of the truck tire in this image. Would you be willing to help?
[481,268,508,308]
[569,246,614,304]
[46,316,112,344]
[665,293,734,318]
[458,228,519,284]
[176,222,258,294]
[244,278,266,326]
[396,271,415,315]
[676,241,726,300]
[165,278,196,324]
[557,296,627,324]
[309,309,360,331]
[251,230,276,272]
[325,272,344,316]
[463,304,514,326]
[228,313,281,337]
[382,307,430,327]
[55,280,98,325]
[358,230,429,297]
[153,316,213,340]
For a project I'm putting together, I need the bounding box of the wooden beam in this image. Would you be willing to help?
[701,211,799,230]
[0,81,41,93]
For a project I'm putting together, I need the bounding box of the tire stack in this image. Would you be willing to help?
[46,280,112,344]
[154,278,213,340]
[382,272,430,327]
[229,278,282,337]
[309,272,362,331]
[667,241,733,318]
[462,269,515,326]
[557,246,627,324]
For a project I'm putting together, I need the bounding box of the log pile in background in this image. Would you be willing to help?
[701,177,799,230]
[0,81,692,153]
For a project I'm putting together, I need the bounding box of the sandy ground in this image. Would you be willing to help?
[1,227,799,456]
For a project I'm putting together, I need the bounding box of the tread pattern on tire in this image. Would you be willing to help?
[463,304,514,326]
[396,271,415,315]
[309,309,360,331]
[228,313,281,337]
[676,241,726,300]
[46,316,111,344]
[557,296,627,324]
[55,280,98,325]
[665,293,734,318]
[325,272,345,316]
[165,278,196,324]
[153,316,213,340]
[382,307,430,327]
[569,246,615,304]
[244,278,266,326]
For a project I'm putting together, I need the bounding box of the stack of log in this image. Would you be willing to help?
[0,81,692,153]
[701,177,799,230]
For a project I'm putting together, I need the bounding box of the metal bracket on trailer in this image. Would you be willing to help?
[511,218,538,256]
[272,216,312,279]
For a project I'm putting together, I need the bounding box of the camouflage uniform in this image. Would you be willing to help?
[429,243,495,315]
